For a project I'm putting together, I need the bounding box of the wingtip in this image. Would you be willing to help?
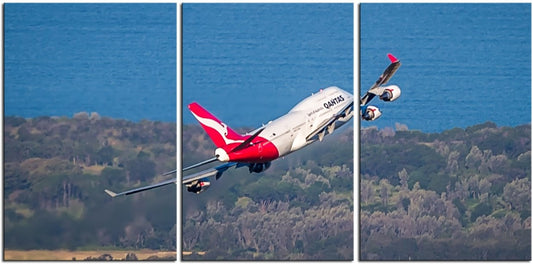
[104,189,117,198]
[387,53,399,63]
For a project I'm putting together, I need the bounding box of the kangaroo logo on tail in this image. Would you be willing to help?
[188,102,245,148]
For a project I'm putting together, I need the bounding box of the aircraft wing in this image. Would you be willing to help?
[105,161,243,197]
[360,53,401,106]
[182,162,238,184]
[104,169,176,198]
[306,101,354,141]
[105,178,176,198]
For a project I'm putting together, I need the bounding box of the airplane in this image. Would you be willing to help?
[104,53,400,197]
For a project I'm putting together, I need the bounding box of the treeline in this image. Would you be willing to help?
[360,122,531,260]
[4,114,176,251]
[181,124,354,260]
[7,114,528,260]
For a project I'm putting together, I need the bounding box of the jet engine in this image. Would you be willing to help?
[361,105,382,121]
[248,162,271,173]
[379,85,401,102]
[186,178,211,194]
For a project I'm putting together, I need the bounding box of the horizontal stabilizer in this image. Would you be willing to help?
[231,127,265,152]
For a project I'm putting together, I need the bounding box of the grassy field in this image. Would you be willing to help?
[4,249,176,261]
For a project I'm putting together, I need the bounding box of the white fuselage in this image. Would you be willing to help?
[256,86,353,158]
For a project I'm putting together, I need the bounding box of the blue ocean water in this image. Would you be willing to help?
[184,3,530,133]
[182,4,354,128]
[361,3,531,132]
[6,4,529,133]
[4,4,176,122]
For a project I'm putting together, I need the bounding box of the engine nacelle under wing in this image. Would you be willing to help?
[361,105,382,121]
[379,85,401,102]
[186,178,211,194]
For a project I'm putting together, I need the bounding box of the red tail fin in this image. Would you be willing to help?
[188,102,245,148]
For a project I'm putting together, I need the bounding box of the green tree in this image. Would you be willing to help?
[503,178,530,213]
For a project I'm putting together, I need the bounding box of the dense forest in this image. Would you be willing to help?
[4,114,530,260]
[4,114,177,253]
[360,122,531,260]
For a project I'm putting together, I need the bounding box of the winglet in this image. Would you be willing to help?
[387,53,399,63]
[105,189,118,198]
